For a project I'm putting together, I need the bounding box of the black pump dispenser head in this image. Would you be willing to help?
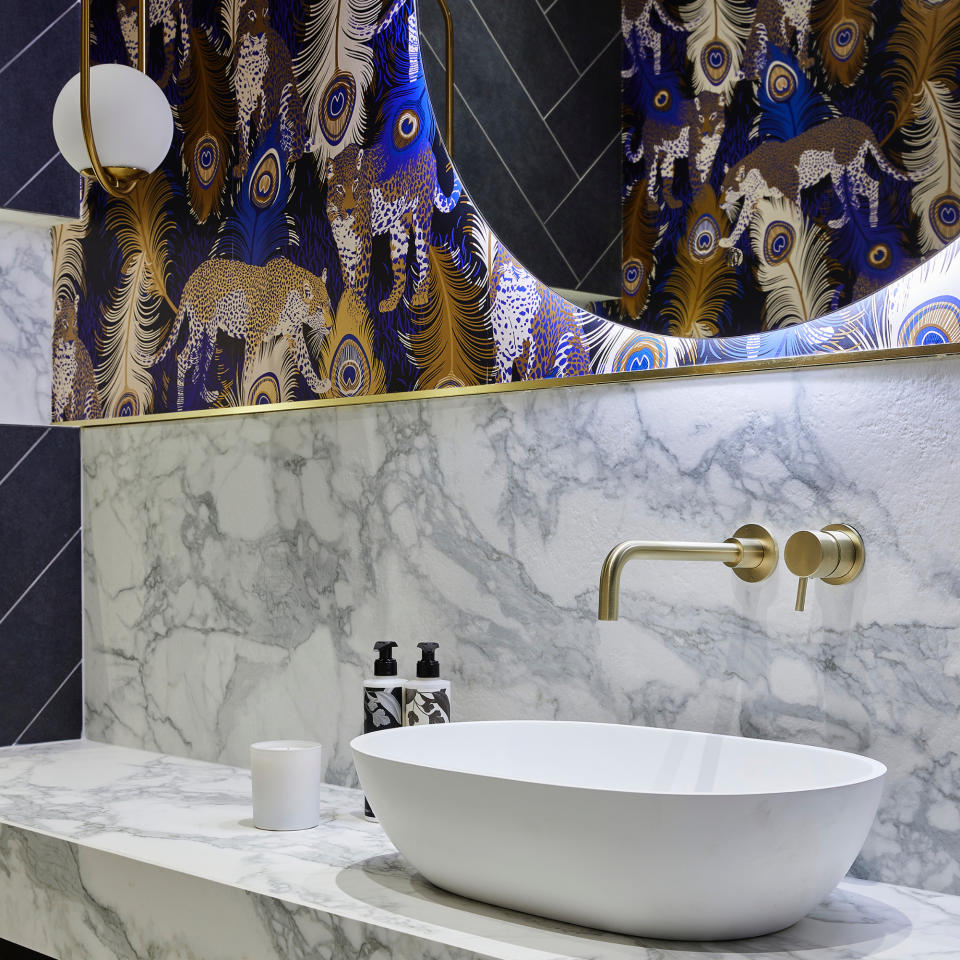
[416,641,440,678]
[373,640,399,677]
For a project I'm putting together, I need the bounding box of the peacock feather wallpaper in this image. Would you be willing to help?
[51,0,960,421]
[618,0,960,335]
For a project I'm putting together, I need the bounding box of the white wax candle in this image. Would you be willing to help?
[250,740,323,831]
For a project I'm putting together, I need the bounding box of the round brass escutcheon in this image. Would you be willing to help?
[726,523,778,583]
[821,523,865,584]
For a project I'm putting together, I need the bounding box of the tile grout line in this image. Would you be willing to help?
[541,9,579,73]
[465,0,580,178]
[5,152,62,208]
[545,129,622,223]
[13,659,82,745]
[579,228,623,290]
[543,31,622,121]
[0,428,51,489]
[0,527,81,630]
[0,1,78,78]
[421,34,580,283]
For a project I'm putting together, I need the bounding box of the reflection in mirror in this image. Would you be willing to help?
[421,1,960,341]
[418,1,622,304]
[612,0,950,338]
[49,0,960,425]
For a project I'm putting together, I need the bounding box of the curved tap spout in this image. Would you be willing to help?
[597,525,778,620]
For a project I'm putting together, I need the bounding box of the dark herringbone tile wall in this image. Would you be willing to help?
[0,2,80,218]
[419,0,621,296]
[0,425,81,747]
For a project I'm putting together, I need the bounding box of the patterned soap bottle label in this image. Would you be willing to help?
[404,687,452,725]
[363,684,403,820]
[363,685,403,735]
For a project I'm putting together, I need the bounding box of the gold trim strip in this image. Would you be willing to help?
[435,0,454,155]
[75,341,960,429]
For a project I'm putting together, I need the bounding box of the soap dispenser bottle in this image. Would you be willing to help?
[403,642,452,725]
[362,641,405,820]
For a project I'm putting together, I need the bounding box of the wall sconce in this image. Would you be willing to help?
[52,0,173,198]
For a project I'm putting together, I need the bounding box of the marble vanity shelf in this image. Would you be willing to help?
[0,741,958,960]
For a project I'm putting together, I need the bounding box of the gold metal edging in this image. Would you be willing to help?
[434,0,454,155]
[75,340,960,429]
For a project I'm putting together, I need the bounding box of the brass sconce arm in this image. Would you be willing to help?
[80,0,148,197]
[597,525,778,621]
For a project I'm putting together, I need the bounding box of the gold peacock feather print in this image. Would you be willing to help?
[661,186,737,338]
[52,182,90,305]
[621,181,658,320]
[883,0,960,253]
[678,0,752,99]
[402,244,494,390]
[295,0,383,167]
[219,0,244,50]
[810,0,874,87]
[178,26,234,223]
[311,287,386,397]
[749,196,837,330]
[216,335,301,406]
[96,172,177,417]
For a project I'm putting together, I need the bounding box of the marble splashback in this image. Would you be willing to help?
[0,221,52,425]
[83,356,960,894]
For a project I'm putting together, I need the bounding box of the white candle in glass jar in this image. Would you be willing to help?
[250,740,323,830]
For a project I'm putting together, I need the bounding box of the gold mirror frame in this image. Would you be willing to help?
[60,0,960,429]
[78,339,960,429]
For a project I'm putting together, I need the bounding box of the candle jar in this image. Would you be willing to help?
[250,740,323,830]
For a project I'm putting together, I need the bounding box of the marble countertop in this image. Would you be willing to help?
[0,740,958,960]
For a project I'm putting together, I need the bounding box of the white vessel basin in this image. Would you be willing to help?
[352,721,885,940]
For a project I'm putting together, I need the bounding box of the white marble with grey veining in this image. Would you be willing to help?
[1,739,959,960]
[0,221,52,425]
[83,355,960,894]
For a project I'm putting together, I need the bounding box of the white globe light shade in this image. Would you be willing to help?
[52,63,174,176]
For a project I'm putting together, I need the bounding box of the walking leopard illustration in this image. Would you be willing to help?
[52,294,101,422]
[625,89,726,210]
[489,246,590,382]
[117,0,190,89]
[326,141,462,313]
[233,0,308,177]
[719,117,911,251]
[139,257,333,410]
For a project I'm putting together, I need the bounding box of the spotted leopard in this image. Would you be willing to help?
[52,294,102,422]
[326,141,462,313]
[234,0,307,177]
[489,247,589,382]
[117,0,190,89]
[140,257,332,409]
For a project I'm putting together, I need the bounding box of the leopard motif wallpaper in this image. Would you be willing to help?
[616,0,960,336]
[51,0,960,420]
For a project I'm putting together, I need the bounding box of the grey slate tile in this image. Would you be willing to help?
[0,428,80,619]
[545,134,621,279]
[420,0,578,219]
[469,0,579,114]
[547,0,620,72]
[0,535,82,745]
[545,33,620,175]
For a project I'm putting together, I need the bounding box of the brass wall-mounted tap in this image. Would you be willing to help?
[597,524,778,621]
[784,524,865,612]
